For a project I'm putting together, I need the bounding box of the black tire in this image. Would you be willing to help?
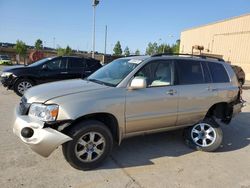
[14,78,34,96]
[62,120,113,171]
[183,118,223,152]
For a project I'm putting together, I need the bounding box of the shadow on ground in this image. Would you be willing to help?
[100,112,250,169]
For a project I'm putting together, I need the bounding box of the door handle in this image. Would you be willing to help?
[166,89,177,95]
[85,71,92,73]
[61,72,68,74]
[206,86,218,92]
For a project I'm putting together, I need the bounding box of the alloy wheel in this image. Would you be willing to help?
[17,81,32,94]
[75,132,106,163]
[191,123,217,147]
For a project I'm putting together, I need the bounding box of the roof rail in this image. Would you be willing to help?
[151,53,225,62]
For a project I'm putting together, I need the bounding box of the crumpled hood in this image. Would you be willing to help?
[24,79,109,103]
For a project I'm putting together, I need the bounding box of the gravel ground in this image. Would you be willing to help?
[0,85,249,188]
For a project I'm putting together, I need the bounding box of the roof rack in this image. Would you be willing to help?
[151,53,225,62]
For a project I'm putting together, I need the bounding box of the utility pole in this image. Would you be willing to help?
[92,0,100,58]
[104,25,107,55]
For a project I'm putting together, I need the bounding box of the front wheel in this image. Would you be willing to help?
[184,118,223,152]
[14,79,34,96]
[62,120,113,170]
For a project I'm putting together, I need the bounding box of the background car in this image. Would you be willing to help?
[231,65,245,86]
[0,55,12,65]
[0,56,102,96]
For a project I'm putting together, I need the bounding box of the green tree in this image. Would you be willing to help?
[171,39,180,53]
[56,45,72,56]
[113,41,122,55]
[135,49,140,55]
[65,45,72,55]
[124,46,130,56]
[146,42,158,55]
[35,39,43,50]
[15,40,27,64]
[158,44,172,53]
[57,46,65,56]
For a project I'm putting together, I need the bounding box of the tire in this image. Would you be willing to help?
[183,118,223,152]
[62,120,113,171]
[14,78,34,96]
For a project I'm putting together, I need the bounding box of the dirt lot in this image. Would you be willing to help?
[0,79,249,188]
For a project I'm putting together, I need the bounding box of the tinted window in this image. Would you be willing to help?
[68,58,85,69]
[201,62,212,83]
[135,61,172,87]
[46,58,66,70]
[207,62,230,83]
[177,60,204,85]
[86,59,99,67]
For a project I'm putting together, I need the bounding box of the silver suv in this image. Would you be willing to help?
[13,54,244,170]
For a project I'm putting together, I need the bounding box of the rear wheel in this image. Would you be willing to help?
[62,120,113,170]
[14,79,34,96]
[184,118,223,152]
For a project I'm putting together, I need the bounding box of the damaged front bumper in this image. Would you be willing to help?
[13,109,72,157]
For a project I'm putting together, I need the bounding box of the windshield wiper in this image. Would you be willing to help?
[87,78,115,87]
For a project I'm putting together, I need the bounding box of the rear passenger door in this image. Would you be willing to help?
[207,61,232,102]
[175,60,214,126]
[67,57,86,79]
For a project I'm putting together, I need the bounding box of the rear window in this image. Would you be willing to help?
[177,60,204,85]
[207,62,230,83]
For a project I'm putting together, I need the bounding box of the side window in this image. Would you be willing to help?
[135,61,172,87]
[68,58,85,69]
[207,62,230,83]
[177,60,204,85]
[46,58,66,70]
[201,62,212,83]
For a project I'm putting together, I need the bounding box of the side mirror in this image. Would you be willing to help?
[129,77,147,90]
[42,64,48,70]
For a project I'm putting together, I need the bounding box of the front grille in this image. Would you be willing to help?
[19,97,30,115]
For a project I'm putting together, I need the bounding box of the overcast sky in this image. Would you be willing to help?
[1,0,250,54]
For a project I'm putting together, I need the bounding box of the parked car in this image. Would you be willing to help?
[0,56,102,96]
[13,54,244,170]
[231,65,245,86]
[0,55,11,65]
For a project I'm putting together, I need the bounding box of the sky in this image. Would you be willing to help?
[1,0,250,54]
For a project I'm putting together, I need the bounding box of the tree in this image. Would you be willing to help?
[158,44,172,53]
[56,45,72,56]
[124,46,130,56]
[113,41,122,56]
[65,45,72,55]
[172,39,180,53]
[146,42,158,55]
[15,40,27,64]
[135,49,140,55]
[56,47,65,56]
[35,39,43,50]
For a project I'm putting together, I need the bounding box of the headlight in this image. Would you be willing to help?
[1,72,13,77]
[28,103,59,122]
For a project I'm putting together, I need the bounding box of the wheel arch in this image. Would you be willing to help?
[205,102,233,124]
[64,113,120,144]
[13,76,37,86]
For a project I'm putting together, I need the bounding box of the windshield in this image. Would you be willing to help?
[28,57,52,67]
[87,58,142,87]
